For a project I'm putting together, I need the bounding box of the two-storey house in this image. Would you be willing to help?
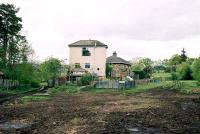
[68,40,108,77]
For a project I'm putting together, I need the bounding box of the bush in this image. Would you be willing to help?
[171,72,178,80]
[191,58,200,82]
[177,62,193,80]
[80,74,93,85]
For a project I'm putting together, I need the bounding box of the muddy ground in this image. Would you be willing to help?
[0,89,200,134]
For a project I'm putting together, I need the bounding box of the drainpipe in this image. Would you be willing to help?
[93,41,96,82]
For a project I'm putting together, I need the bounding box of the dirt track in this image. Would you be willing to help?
[0,89,200,134]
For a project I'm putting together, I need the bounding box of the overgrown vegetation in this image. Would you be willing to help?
[80,73,93,85]
[49,84,80,95]
[21,95,49,103]
[0,4,39,88]
[191,58,200,84]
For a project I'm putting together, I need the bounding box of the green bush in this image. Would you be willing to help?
[177,62,192,80]
[80,73,92,85]
[49,85,80,95]
[191,58,200,82]
[171,72,178,80]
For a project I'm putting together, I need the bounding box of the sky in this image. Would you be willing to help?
[2,0,200,62]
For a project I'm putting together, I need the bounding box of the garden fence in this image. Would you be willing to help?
[0,79,19,88]
[95,80,135,89]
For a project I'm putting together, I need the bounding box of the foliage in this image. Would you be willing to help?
[0,4,36,88]
[21,95,49,103]
[0,87,38,94]
[180,48,187,62]
[80,73,93,85]
[177,62,193,80]
[171,72,178,80]
[49,84,80,95]
[106,63,113,78]
[40,57,62,81]
[169,54,183,71]
[152,73,172,81]
[0,4,33,67]
[2,62,40,87]
[177,81,200,94]
[191,58,200,82]
[131,58,153,79]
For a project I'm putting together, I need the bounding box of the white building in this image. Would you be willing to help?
[68,40,108,77]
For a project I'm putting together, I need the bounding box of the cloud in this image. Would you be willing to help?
[2,0,200,61]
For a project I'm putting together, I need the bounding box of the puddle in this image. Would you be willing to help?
[0,120,33,130]
[128,127,140,132]
[180,102,197,110]
[127,125,160,134]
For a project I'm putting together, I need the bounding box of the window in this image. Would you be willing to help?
[75,63,80,68]
[82,47,91,56]
[85,63,90,68]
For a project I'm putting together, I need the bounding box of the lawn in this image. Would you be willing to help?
[0,87,39,94]
[152,72,172,81]
[178,80,200,94]
[21,95,49,103]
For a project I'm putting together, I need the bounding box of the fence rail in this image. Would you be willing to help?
[0,79,19,88]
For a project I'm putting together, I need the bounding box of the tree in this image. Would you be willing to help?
[131,58,153,79]
[80,73,92,85]
[139,58,153,78]
[106,63,113,78]
[191,58,200,82]
[0,4,23,67]
[131,64,145,79]
[181,48,187,62]
[177,62,192,80]
[40,57,62,81]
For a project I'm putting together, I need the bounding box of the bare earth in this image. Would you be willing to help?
[0,89,200,134]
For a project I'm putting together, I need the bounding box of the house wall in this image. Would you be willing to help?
[69,46,107,77]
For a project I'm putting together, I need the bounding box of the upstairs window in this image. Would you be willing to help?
[82,47,91,56]
[75,63,80,68]
[85,63,90,68]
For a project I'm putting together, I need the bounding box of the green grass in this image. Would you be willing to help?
[126,81,173,94]
[49,84,80,95]
[82,81,173,94]
[178,80,200,94]
[21,95,49,103]
[0,87,38,94]
[153,72,171,77]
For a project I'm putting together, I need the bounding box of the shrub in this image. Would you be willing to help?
[80,74,93,85]
[171,72,178,80]
[191,59,200,82]
[177,62,192,80]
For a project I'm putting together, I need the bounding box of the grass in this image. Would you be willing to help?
[177,80,200,94]
[21,95,49,103]
[0,87,39,94]
[152,72,172,78]
[14,80,200,103]
[126,81,173,94]
[49,84,80,95]
[83,81,173,95]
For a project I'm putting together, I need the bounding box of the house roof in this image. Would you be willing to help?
[106,52,131,66]
[68,40,108,48]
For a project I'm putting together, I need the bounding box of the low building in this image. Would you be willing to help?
[106,52,131,80]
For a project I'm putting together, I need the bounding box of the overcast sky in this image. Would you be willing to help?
[2,0,200,62]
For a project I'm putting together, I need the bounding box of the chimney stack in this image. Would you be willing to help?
[113,51,117,57]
